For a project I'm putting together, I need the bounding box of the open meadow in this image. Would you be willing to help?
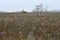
[0,12,60,40]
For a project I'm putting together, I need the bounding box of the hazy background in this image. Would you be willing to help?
[0,0,60,12]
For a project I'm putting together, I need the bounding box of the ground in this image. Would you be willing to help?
[0,12,60,40]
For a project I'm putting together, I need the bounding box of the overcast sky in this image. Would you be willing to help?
[0,0,60,12]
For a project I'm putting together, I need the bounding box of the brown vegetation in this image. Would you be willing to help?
[0,13,60,40]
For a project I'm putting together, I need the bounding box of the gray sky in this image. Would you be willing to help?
[0,0,60,12]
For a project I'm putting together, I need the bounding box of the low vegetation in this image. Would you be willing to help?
[0,12,60,40]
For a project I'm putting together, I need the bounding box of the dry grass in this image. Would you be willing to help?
[0,13,60,40]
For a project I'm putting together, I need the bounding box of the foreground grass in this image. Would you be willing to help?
[0,13,60,40]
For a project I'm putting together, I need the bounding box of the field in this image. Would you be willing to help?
[0,12,60,40]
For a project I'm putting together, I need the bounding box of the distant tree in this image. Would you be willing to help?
[21,9,27,13]
[44,5,48,12]
[33,4,48,13]
[33,4,43,13]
